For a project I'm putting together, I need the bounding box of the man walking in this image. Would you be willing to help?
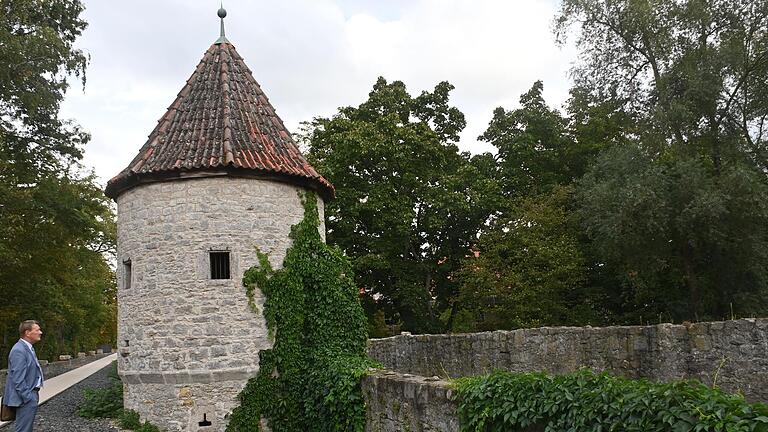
[3,320,44,432]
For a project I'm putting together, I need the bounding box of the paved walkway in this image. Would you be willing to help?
[0,353,117,428]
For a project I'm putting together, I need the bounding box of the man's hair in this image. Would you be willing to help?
[19,320,39,337]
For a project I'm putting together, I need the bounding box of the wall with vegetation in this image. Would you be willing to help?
[117,178,325,432]
[368,319,768,404]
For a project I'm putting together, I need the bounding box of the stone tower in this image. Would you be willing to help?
[104,8,333,432]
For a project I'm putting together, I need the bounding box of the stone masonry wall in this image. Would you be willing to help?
[116,177,324,432]
[123,381,245,432]
[368,319,768,404]
[363,370,458,432]
[362,370,543,432]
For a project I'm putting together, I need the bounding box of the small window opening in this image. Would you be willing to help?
[210,251,231,279]
[123,260,132,289]
[199,413,212,427]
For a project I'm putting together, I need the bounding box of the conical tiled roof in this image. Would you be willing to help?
[104,41,333,200]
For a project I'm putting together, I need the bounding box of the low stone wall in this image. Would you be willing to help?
[362,369,458,432]
[0,351,113,393]
[368,319,768,403]
[362,370,547,432]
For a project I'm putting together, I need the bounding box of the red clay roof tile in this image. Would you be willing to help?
[105,42,333,199]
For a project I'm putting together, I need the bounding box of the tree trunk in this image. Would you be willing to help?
[682,244,700,321]
[424,271,433,321]
[639,29,687,149]
[709,113,721,174]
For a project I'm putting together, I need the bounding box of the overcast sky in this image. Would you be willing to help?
[59,0,578,186]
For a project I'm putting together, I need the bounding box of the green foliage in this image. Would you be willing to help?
[77,363,163,431]
[454,186,601,331]
[119,409,142,430]
[480,81,576,200]
[304,77,501,334]
[452,82,610,332]
[547,0,768,322]
[367,310,391,338]
[0,172,117,367]
[118,409,162,432]
[454,369,768,432]
[77,362,123,419]
[565,85,634,165]
[133,421,163,432]
[0,0,116,367]
[227,192,376,432]
[0,0,89,177]
[578,146,768,321]
[556,0,768,172]
[77,384,123,419]
[453,43,768,328]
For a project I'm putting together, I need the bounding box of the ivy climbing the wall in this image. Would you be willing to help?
[227,192,376,432]
[454,369,768,431]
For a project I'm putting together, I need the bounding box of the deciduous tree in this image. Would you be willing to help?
[0,0,115,366]
[453,186,598,331]
[578,146,768,321]
[304,78,500,333]
[556,0,768,171]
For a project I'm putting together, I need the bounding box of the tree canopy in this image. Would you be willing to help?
[304,78,500,333]
[4,0,765,353]
[578,146,768,322]
[303,0,768,333]
[556,0,768,172]
[0,0,116,366]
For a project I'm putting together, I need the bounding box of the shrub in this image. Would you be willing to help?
[77,363,123,419]
[119,409,142,429]
[134,421,162,432]
[78,363,164,431]
[117,409,163,431]
[454,369,768,432]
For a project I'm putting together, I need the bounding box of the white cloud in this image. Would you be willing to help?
[59,0,576,187]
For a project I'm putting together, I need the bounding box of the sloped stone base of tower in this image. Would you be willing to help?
[123,379,247,432]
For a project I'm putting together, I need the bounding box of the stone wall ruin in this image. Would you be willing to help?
[362,318,768,431]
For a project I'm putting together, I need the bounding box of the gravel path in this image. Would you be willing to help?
[1,362,120,431]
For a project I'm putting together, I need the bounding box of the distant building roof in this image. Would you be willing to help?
[105,41,333,200]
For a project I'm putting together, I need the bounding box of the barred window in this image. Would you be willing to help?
[209,251,231,280]
[210,251,231,279]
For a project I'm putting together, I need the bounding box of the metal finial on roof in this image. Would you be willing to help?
[215,4,229,44]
